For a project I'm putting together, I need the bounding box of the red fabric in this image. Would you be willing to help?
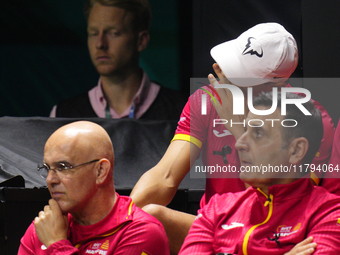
[295,91,335,169]
[179,178,340,255]
[321,119,340,195]
[18,194,169,255]
[174,86,334,206]
[175,88,245,207]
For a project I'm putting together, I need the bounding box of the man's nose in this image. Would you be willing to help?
[46,169,60,185]
[95,33,108,50]
[235,132,249,152]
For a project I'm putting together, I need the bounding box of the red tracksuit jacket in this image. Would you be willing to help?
[179,178,340,255]
[18,193,169,255]
[174,85,335,206]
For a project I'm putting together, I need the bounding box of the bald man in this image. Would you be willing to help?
[18,121,169,255]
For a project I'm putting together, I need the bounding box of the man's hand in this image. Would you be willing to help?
[34,199,68,248]
[284,236,317,255]
[208,64,247,140]
[212,62,232,85]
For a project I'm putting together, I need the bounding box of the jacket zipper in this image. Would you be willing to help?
[242,188,274,255]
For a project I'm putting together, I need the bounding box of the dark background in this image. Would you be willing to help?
[0,0,182,116]
[0,0,339,123]
[1,1,340,253]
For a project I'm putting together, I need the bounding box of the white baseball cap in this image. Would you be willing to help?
[210,22,298,87]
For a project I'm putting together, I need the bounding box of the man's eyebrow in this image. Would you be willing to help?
[248,120,263,125]
[245,119,268,131]
[88,25,119,30]
[245,118,264,126]
[48,160,72,167]
[87,25,97,30]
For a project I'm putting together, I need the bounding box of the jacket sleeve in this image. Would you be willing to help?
[18,223,36,255]
[18,222,79,255]
[113,220,170,255]
[307,199,340,254]
[310,100,335,185]
[178,196,217,255]
[321,119,340,195]
[45,240,79,255]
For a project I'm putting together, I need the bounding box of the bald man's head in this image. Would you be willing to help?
[45,121,114,173]
[43,121,116,216]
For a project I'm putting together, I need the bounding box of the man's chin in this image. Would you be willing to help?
[95,65,118,77]
[239,172,258,183]
[55,200,69,215]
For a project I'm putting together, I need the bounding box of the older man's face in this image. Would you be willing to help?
[44,132,99,214]
[235,107,291,189]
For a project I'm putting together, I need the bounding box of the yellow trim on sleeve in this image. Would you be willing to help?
[242,191,274,255]
[171,134,202,149]
[310,172,320,186]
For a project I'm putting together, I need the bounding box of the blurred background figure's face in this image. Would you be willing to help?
[87,4,140,77]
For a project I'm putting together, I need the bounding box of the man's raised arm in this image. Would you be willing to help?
[130,140,200,208]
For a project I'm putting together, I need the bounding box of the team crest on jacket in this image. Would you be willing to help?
[85,240,110,254]
[276,223,301,237]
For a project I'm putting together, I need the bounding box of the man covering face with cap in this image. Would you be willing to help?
[209,22,334,187]
[130,23,334,254]
[211,23,298,87]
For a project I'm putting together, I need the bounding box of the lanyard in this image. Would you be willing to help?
[129,104,135,118]
[105,103,135,119]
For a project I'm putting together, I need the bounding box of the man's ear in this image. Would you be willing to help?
[96,159,111,185]
[137,31,149,52]
[288,137,309,165]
